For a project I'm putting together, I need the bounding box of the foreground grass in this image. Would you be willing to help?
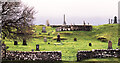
[3,24,120,61]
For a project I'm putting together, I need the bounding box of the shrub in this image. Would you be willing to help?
[97,36,108,42]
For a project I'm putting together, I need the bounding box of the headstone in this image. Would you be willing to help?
[89,43,92,46]
[48,33,50,35]
[32,49,34,52]
[108,40,112,49]
[109,19,110,24]
[118,38,120,46]
[14,41,18,45]
[111,19,112,24]
[74,38,77,41]
[2,41,6,46]
[44,37,47,42]
[3,37,5,39]
[56,28,59,32]
[57,33,61,42]
[48,43,50,44]
[23,39,27,45]
[46,20,50,26]
[83,21,86,25]
[114,16,117,24]
[42,26,46,33]
[36,44,40,51]
[39,33,41,35]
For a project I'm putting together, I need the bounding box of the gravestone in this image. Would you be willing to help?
[108,40,112,49]
[109,19,111,24]
[36,44,40,51]
[83,21,86,25]
[48,43,50,44]
[111,19,112,24]
[39,33,41,35]
[14,41,18,45]
[56,28,60,32]
[89,43,92,46]
[48,33,50,35]
[2,37,6,39]
[42,27,46,33]
[44,37,47,42]
[118,38,120,46]
[114,16,117,24]
[2,41,6,46]
[23,39,27,45]
[57,33,61,42]
[32,49,34,52]
[74,38,77,41]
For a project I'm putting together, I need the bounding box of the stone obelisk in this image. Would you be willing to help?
[63,14,66,26]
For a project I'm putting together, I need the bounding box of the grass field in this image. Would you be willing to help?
[2,24,120,61]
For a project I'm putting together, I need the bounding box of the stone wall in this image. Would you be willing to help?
[56,25,92,32]
[2,51,62,61]
[77,49,120,61]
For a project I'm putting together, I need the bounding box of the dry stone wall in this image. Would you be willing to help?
[77,49,120,61]
[2,51,61,61]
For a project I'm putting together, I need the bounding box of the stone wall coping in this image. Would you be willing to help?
[7,51,61,53]
[78,49,120,52]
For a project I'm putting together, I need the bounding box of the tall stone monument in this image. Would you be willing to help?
[109,19,110,24]
[63,14,66,26]
[83,21,86,25]
[42,26,46,33]
[46,20,50,26]
[108,40,112,49]
[114,16,117,24]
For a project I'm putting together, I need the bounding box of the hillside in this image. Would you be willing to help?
[3,24,119,61]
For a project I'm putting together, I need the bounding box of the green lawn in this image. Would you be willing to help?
[3,24,120,61]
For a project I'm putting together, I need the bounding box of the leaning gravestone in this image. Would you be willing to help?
[44,37,47,42]
[36,44,40,51]
[118,38,120,46]
[57,33,61,42]
[14,41,18,45]
[42,26,46,33]
[108,40,112,49]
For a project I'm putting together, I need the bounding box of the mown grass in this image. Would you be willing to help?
[3,24,120,61]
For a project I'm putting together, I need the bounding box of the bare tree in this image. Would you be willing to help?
[1,2,36,45]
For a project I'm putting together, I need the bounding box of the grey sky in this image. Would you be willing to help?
[22,0,119,25]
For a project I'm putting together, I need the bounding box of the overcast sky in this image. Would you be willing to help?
[21,0,120,25]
